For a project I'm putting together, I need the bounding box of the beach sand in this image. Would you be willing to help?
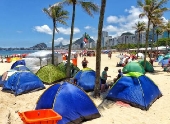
[0,53,170,124]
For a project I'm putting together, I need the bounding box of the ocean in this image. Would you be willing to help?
[0,50,38,56]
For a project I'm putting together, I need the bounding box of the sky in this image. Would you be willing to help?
[0,0,170,48]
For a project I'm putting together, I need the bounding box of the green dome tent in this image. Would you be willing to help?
[56,62,80,77]
[36,64,66,84]
[138,60,154,72]
[122,61,145,74]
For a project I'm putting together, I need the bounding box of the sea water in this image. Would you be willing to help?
[0,50,38,56]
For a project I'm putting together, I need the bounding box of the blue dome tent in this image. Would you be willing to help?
[11,60,26,69]
[159,59,169,67]
[36,82,100,124]
[0,76,5,87]
[74,68,96,91]
[106,72,162,110]
[2,72,45,95]
[13,65,30,71]
[156,55,164,62]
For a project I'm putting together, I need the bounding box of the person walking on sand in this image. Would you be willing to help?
[108,52,112,59]
[101,67,111,93]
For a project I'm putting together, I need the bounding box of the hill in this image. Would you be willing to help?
[73,37,95,45]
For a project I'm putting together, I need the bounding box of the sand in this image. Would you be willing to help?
[0,53,170,124]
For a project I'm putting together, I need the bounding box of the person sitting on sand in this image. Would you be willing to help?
[82,57,88,68]
[113,69,123,83]
[101,67,111,93]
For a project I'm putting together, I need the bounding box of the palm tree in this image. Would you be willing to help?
[163,20,170,52]
[155,27,163,55]
[150,13,164,56]
[94,0,107,98]
[43,5,69,64]
[137,0,169,68]
[133,21,146,58]
[59,0,99,77]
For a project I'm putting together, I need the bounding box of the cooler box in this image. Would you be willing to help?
[18,109,62,124]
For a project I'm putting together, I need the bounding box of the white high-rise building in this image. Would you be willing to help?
[135,31,146,44]
[112,37,119,46]
[117,32,135,44]
[105,36,113,48]
[101,31,109,48]
[102,31,108,37]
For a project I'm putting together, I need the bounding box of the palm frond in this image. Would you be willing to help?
[154,0,168,9]
[137,0,143,7]
[62,0,74,5]
[80,1,99,17]
[139,13,146,18]
[133,21,146,32]
[43,5,69,33]
[43,8,52,18]
[57,19,68,26]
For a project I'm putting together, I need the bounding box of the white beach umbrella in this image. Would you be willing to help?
[116,55,124,58]
[136,53,144,59]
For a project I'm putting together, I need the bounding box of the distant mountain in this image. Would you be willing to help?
[56,37,95,48]
[31,43,47,49]
[73,37,95,45]
[55,42,63,47]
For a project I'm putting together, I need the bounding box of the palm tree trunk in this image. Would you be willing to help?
[151,25,155,60]
[52,20,56,64]
[144,20,151,69]
[137,32,140,58]
[166,32,170,53]
[94,0,106,97]
[156,33,159,58]
[66,3,76,78]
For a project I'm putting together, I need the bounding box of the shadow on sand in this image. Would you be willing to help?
[148,69,164,75]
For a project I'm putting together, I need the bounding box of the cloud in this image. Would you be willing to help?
[54,37,69,45]
[16,31,22,33]
[90,36,97,41]
[162,17,168,24]
[107,16,126,23]
[103,25,119,32]
[84,26,91,29]
[34,25,52,35]
[34,25,80,35]
[52,37,79,45]
[57,27,80,35]
[105,6,148,37]
[84,26,97,34]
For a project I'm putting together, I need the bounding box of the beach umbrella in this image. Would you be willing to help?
[136,53,144,59]
[116,55,125,58]
[36,64,66,84]
[13,65,30,71]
